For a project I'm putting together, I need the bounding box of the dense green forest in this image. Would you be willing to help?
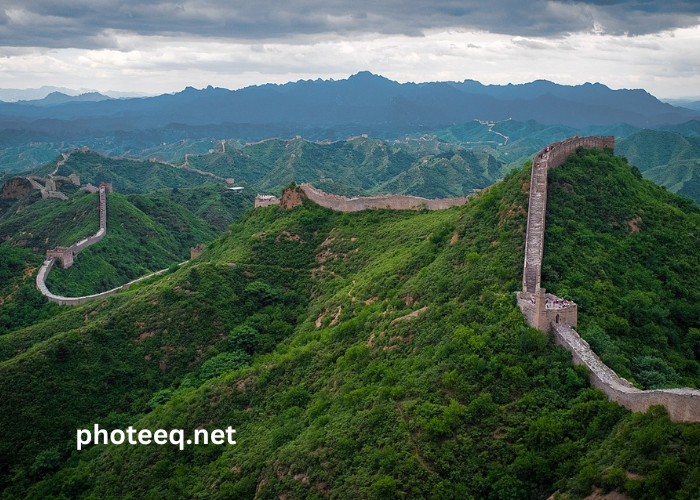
[175,136,500,198]
[1,148,700,498]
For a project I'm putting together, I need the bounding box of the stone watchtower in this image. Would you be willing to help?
[46,247,74,268]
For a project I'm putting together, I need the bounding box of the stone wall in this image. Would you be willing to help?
[522,136,615,294]
[46,247,73,268]
[41,190,68,200]
[517,289,578,331]
[43,185,107,269]
[36,259,174,306]
[553,324,700,422]
[517,135,700,422]
[299,183,468,212]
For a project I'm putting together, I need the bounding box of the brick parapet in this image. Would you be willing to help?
[553,324,700,422]
[36,259,175,306]
[255,194,280,207]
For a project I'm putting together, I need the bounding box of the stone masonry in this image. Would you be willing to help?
[516,135,700,422]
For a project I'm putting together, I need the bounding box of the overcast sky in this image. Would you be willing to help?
[0,0,699,98]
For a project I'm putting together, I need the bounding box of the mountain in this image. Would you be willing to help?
[185,136,499,197]
[0,86,93,102]
[617,129,700,203]
[28,149,222,193]
[13,138,502,199]
[663,98,700,112]
[0,87,147,103]
[1,148,700,498]
[18,92,111,106]
[661,119,700,137]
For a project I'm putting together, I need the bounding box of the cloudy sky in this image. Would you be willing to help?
[0,0,699,98]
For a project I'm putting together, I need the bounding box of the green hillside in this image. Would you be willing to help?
[543,149,700,389]
[429,120,640,177]
[185,137,497,197]
[1,150,700,498]
[661,120,700,137]
[45,192,215,296]
[0,138,239,176]
[0,186,246,333]
[617,129,700,203]
[31,149,218,193]
[127,184,255,232]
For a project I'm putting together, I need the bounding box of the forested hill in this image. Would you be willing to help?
[617,129,700,203]
[2,147,700,498]
[0,185,252,333]
[20,138,502,198]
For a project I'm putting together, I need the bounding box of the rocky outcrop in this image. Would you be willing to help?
[280,186,304,209]
[0,177,33,200]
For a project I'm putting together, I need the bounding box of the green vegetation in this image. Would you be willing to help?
[543,148,700,390]
[0,191,101,249]
[45,192,215,296]
[128,184,255,231]
[183,136,498,197]
[32,150,215,193]
[0,184,252,331]
[0,150,699,499]
[617,129,700,204]
[0,245,59,334]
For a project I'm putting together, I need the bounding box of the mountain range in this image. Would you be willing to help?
[0,73,697,144]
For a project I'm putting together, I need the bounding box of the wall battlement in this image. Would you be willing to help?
[255,194,280,207]
[517,135,700,422]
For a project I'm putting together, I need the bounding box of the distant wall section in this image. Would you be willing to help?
[299,183,468,212]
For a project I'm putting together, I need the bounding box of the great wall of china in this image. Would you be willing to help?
[255,183,469,211]
[35,183,189,305]
[27,140,700,419]
[517,136,700,422]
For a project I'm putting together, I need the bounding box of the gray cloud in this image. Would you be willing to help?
[0,0,699,49]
